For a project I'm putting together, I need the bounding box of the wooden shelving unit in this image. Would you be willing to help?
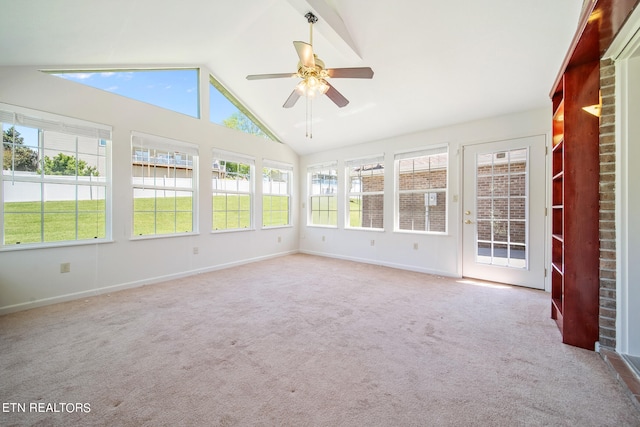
[548,0,640,351]
[550,60,600,350]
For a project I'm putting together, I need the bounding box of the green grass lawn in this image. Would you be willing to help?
[3,195,292,244]
[4,199,106,244]
[310,196,363,227]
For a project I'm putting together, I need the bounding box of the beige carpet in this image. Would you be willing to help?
[1,254,639,426]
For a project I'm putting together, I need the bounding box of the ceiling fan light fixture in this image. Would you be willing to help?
[295,77,329,98]
[245,11,374,137]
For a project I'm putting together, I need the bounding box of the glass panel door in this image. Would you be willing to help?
[475,148,528,268]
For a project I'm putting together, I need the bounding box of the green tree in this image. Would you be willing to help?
[3,126,39,172]
[222,111,268,138]
[223,160,250,178]
[43,153,98,176]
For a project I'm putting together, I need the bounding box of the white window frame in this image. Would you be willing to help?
[131,131,198,238]
[395,146,448,234]
[345,155,385,231]
[262,159,292,228]
[212,149,255,232]
[0,104,112,249]
[308,162,338,228]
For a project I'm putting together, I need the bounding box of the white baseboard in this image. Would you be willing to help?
[0,250,298,315]
[298,249,458,278]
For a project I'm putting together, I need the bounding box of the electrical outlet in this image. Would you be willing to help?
[322,235,325,242]
[60,262,71,273]
[370,239,375,246]
[193,247,199,255]
[277,236,282,243]
[413,243,419,250]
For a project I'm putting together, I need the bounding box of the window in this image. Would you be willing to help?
[48,69,200,118]
[209,75,278,141]
[346,155,385,230]
[395,146,448,233]
[131,132,198,237]
[263,160,292,228]
[1,104,111,247]
[308,162,338,227]
[212,150,254,231]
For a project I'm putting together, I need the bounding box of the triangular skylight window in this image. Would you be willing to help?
[47,69,200,118]
[209,75,278,142]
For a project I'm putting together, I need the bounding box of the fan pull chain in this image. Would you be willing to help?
[305,96,313,139]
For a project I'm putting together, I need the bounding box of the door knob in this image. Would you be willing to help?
[465,210,471,215]
[464,219,473,224]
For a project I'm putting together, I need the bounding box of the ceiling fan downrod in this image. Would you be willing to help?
[305,12,318,46]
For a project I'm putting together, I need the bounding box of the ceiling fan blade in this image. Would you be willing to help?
[325,83,349,108]
[326,67,374,79]
[283,90,301,108]
[293,41,315,68]
[246,73,297,80]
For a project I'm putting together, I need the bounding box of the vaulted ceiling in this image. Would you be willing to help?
[0,0,583,155]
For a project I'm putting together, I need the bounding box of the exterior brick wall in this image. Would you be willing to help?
[476,161,527,244]
[361,168,448,232]
[397,169,447,232]
[599,58,617,349]
[360,175,384,229]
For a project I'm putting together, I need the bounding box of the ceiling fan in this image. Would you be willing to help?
[246,12,374,109]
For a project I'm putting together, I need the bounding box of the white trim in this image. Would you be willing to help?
[307,160,338,171]
[212,149,255,165]
[344,154,385,167]
[299,249,456,278]
[394,144,448,160]
[0,250,298,316]
[0,103,111,139]
[263,159,293,171]
[604,5,640,60]
[131,131,198,155]
[612,14,640,356]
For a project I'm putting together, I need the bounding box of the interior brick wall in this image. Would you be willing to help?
[599,57,617,349]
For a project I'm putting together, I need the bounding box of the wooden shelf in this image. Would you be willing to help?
[552,262,564,274]
[550,58,600,350]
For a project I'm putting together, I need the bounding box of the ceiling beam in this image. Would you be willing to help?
[285,0,362,61]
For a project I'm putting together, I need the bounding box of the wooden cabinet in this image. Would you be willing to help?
[550,60,600,350]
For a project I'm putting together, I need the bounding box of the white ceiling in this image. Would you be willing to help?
[0,0,583,155]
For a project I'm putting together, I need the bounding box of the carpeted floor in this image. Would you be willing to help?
[1,254,639,426]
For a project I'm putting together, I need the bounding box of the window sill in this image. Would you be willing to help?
[345,227,385,232]
[262,225,293,230]
[0,238,114,252]
[210,228,255,234]
[130,232,199,241]
[393,229,449,236]
[306,225,338,229]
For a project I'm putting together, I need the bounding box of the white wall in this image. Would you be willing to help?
[0,66,299,314]
[298,108,551,278]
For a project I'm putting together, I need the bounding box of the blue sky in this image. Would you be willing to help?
[53,69,240,124]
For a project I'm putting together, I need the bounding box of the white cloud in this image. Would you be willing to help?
[64,72,95,80]
[105,86,119,92]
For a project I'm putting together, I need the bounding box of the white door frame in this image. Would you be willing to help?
[460,135,547,289]
[606,7,640,357]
